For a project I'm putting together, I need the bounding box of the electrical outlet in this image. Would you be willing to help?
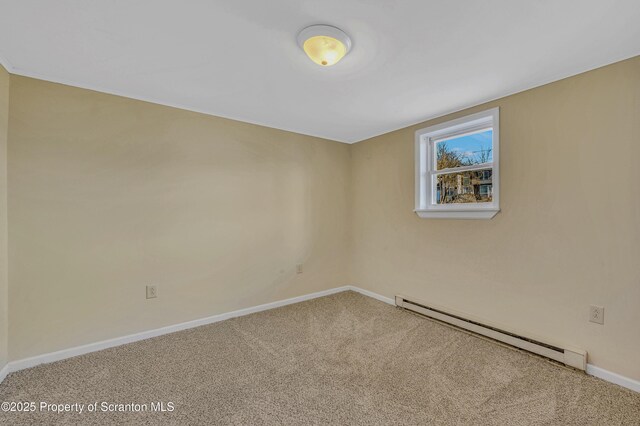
[589,305,604,324]
[296,264,303,274]
[146,285,158,299]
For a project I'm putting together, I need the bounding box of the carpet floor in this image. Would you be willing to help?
[0,291,639,425]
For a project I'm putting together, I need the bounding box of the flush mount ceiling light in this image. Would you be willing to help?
[297,25,352,67]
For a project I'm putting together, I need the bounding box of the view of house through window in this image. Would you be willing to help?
[415,107,499,219]
[434,129,493,204]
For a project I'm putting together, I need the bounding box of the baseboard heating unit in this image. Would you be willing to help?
[395,295,587,370]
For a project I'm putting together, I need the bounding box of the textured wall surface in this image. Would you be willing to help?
[0,65,9,370]
[4,56,640,383]
[7,76,351,360]
[350,56,640,380]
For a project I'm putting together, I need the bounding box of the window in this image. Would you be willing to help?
[415,108,499,219]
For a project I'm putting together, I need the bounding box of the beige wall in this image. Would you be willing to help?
[7,76,351,360]
[3,56,639,382]
[0,65,8,370]
[350,56,640,380]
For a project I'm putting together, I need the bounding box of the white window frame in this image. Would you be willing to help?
[415,107,500,219]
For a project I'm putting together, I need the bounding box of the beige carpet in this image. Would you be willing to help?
[0,291,638,425]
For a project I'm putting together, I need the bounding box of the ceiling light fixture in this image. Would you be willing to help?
[297,25,352,67]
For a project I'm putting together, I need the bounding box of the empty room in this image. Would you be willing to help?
[0,1,639,424]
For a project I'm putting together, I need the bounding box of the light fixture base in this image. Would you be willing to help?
[297,24,352,66]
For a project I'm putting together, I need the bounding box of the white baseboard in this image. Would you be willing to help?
[586,363,640,393]
[354,287,639,393]
[348,286,395,305]
[4,285,354,378]
[0,363,8,384]
[1,285,638,394]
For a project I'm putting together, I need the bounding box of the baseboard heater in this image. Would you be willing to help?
[395,295,587,370]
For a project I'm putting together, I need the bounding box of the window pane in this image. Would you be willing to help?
[435,168,493,204]
[435,129,493,170]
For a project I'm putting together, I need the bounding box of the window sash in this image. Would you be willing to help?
[431,162,493,176]
[430,166,494,206]
[414,107,499,218]
[429,128,493,173]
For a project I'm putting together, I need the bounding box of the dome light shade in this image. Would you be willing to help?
[297,25,352,66]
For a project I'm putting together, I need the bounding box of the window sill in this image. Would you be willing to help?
[415,208,500,220]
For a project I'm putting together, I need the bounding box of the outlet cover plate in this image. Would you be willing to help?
[589,305,604,324]
[146,285,158,299]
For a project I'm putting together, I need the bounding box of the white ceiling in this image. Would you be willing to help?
[1,1,639,143]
